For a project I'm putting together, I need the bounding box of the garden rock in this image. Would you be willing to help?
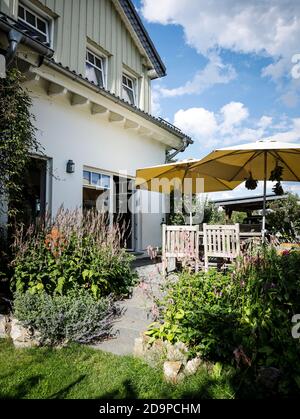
[0,314,8,338]
[10,318,40,348]
[163,361,183,384]
[133,337,145,358]
[165,341,189,364]
[184,357,201,376]
[143,339,166,367]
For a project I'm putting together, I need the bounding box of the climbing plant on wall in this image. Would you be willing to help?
[0,68,40,218]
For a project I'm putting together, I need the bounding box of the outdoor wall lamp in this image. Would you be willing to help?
[66,160,75,174]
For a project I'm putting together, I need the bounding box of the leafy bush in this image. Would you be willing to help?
[267,193,300,241]
[148,245,300,395]
[146,269,241,360]
[233,246,300,393]
[0,69,40,218]
[11,208,137,298]
[14,288,119,345]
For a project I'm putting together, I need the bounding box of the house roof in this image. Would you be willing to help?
[118,0,166,78]
[213,194,289,212]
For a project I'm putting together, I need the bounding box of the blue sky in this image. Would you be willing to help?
[133,0,300,198]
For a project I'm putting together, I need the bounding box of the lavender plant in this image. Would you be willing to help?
[14,288,121,345]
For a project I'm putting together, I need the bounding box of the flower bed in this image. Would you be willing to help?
[8,209,137,347]
[146,245,300,396]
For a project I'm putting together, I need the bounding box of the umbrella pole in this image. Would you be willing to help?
[262,151,267,241]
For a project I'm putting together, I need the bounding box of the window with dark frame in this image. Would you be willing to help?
[83,170,111,212]
[83,170,111,190]
[85,50,106,88]
[122,74,136,106]
[18,3,50,44]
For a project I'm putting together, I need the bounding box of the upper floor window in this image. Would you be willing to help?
[18,3,50,44]
[86,50,106,88]
[122,74,136,106]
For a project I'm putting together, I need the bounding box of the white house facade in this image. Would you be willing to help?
[0,0,192,251]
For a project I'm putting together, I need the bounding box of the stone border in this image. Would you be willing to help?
[134,334,202,384]
[0,314,41,348]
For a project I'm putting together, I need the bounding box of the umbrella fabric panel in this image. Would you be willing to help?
[198,143,300,182]
[136,160,242,193]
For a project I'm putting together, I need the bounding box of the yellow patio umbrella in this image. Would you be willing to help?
[136,159,242,225]
[135,159,242,194]
[197,140,300,238]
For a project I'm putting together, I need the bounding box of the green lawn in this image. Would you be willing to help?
[0,339,234,399]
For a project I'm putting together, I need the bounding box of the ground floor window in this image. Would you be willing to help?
[82,169,111,213]
[82,168,135,250]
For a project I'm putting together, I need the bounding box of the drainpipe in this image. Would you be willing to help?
[5,29,23,68]
[0,14,54,74]
[166,138,190,162]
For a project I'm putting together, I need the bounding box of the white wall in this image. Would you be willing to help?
[30,83,166,250]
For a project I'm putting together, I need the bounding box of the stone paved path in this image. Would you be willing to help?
[91,260,164,356]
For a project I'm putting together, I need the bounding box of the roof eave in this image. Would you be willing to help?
[117,0,166,78]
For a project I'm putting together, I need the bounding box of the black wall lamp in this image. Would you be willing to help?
[66,160,75,174]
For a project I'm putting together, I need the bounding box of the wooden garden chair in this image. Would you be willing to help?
[202,224,240,272]
[162,224,200,276]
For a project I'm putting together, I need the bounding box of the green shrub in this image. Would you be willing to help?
[148,246,300,395]
[14,288,119,345]
[146,269,242,360]
[233,246,300,388]
[267,193,300,241]
[11,209,137,298]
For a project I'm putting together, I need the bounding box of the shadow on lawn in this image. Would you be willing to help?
[95,375,231,400]
[96,379,138,399]
[1,375,43,399]
[49,375,87,399]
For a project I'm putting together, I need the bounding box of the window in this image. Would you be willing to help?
[83,170,111,213]
[85,50,106,88]
[122,74,136,106]
[83,170,111,190]
[18,3,50,44]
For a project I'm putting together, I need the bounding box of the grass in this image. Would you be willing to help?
[0,339,235,399]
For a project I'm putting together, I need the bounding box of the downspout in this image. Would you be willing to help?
[166,138,190,163]
[0,14,54,72]
[5,29,23,68]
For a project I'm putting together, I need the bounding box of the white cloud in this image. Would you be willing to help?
[173,102,262,147]
[281,90,299,108]
[151,86,162,116]
[219,102,249,134]
[174,107,218,140]
[266,118,300,142]
[142,0,300,84]
[173,101,300,148]
[258,116,273,129]
[209,181,278,200]
[159,53,236,97]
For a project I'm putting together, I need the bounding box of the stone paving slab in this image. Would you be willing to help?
[92,261,164,356]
